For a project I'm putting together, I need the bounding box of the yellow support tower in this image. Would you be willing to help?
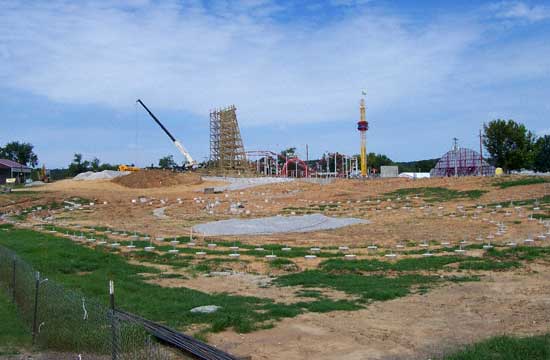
[357,97,369,177]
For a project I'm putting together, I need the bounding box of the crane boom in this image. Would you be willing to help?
[136,99,196,167]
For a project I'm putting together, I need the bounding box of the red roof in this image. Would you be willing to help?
[0,159,31,169]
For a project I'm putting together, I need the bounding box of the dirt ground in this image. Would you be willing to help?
[1,174,550,359]
[211,263,550,360]
[6,175,548,245]
[112,169,203,189]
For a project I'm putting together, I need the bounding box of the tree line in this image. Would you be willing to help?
[483,119,549,173]
[1,118,548,178]
[0,141,38,167]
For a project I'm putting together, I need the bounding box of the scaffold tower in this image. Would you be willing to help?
[209,105,247,173]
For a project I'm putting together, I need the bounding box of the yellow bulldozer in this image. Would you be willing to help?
[118,165,140,172]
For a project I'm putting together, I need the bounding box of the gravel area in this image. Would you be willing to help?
[192,213,368,235]
[202,176,295,191]
[74,170,130,181]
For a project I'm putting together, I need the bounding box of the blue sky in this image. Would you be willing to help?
[1,0,549,168]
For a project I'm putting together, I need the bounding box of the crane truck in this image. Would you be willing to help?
[136,99,197,169]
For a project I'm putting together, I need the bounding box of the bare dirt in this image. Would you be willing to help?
[112,169,203,189]
[211,263,550,360]
[145,271,358,304]
[2,175,550,359]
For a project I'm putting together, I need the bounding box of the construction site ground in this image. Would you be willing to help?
[1,174,550,359]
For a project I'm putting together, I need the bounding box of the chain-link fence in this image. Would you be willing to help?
[0,245,183,360]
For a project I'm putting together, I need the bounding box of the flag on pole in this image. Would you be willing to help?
[361,90,367,96]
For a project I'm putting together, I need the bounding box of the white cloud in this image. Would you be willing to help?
[0,0,549,136]
[0,0,483,127]
[491,1,550,22]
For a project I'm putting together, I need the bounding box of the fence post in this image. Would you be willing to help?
[32,271,40,346]
[110,280,118,360]
[12,256,16,303]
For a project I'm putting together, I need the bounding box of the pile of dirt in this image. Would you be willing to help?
[112,170,202,189]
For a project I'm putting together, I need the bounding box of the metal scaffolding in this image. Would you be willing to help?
[209,105,247,173]
[430,142,494,177]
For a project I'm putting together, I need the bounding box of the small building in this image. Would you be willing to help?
[0,159,32,184]
[380,166,399,178]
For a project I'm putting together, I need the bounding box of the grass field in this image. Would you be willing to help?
[0,224,457,336]
[494,177,549,189]
[442,334,550,359]
[0,290,30,355]
[0,223,502,338]
[320,255,520,273]
[385,187,486,202]
[1,174,549,359]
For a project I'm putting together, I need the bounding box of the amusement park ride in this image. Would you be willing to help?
[247,93,368,178]
[357,93,369,177]
[246,93,368,178]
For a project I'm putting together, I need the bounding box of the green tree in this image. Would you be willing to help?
[158,155,176,169]
[534,135,550,172]
[90,158,101,172]
[67,153,90,176]
[0,141,38,167]
[278,147,296,165]
[367,153,393,171]
[393,159,439,172]
[483,119,535,172]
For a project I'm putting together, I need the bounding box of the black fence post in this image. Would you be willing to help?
[110,280,118,360]
[12,256,16,303]
[32,271,40,346]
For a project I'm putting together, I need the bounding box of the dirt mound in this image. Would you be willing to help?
[112,170,202,189]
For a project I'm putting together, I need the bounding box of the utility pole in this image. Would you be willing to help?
[306,144,309,178]
[479,129,484,176]
[334,152,338,177]
[453,137,459,177]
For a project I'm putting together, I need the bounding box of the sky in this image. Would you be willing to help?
[0,0,549,168]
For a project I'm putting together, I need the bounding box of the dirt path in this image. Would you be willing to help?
[210,264,550,360]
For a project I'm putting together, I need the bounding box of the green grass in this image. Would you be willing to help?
[320,255,520,273]
[0,223,540,347]
[385,187,486,202]
[157,273,187,279]
[296,289,324,298]
[494,177,549,189]
[0,291,31,355]
[268,258,296,269]
[486,246,550,261]
[275,270,441,302]
[489,195,550,208]
[0,190,40,197]
[442,334,550,360]
[0,224,369,335]
[457,259,520,271]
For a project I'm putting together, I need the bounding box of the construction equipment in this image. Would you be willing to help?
[118,165,140,172]
[136,99,197,169]
[39,164,50,182]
